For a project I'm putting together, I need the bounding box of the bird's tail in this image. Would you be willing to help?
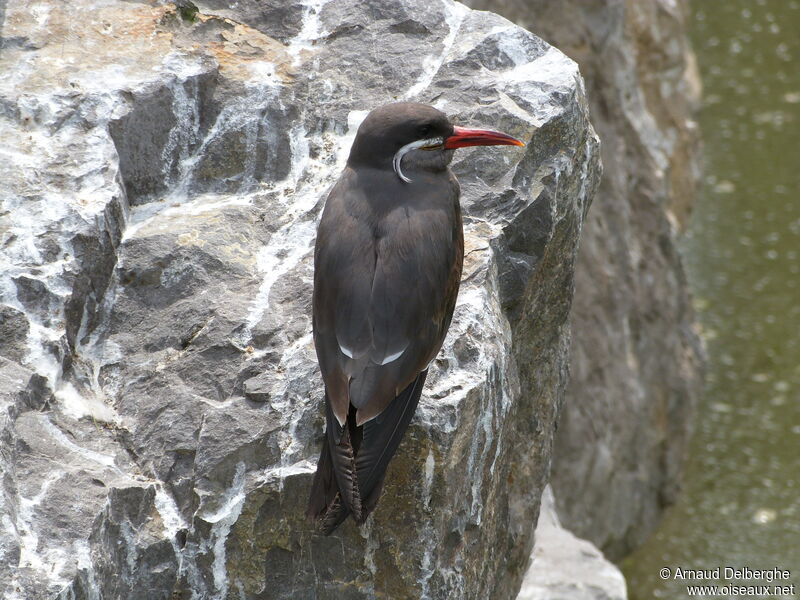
[305,430,350,534]
[306,389,354,534]
[306,371,428,535]
[306,429,334,520]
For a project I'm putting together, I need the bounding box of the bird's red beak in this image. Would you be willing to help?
[444,126,525,149]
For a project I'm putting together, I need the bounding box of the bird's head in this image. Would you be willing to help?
[347,102,524,183]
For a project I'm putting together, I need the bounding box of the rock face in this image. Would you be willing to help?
[463,0,704,559]
[0,1,600,598]
[517,486,627,600]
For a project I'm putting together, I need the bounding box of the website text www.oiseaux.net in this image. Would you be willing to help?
[660,566,795,597]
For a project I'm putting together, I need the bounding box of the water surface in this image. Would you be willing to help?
[622,1,800,597]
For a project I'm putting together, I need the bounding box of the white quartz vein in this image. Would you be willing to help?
[404,0,468,99]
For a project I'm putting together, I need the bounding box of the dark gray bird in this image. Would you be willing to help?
[307,102,523,534]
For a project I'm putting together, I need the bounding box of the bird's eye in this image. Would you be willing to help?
[418,124,432,137]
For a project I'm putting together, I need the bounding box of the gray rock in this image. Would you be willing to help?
[0,305,29,363]
[517,486,627,600]
[464,0,705,559]
[0,1,600,598]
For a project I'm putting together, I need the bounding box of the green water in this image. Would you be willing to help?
[622,1,800,598]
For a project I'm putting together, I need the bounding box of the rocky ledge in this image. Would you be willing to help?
[0,1,599,598]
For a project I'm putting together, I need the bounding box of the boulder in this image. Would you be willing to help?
[0,1,599,597]
[517,486,627,600]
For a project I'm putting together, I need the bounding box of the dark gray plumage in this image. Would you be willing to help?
[307,102,523,534]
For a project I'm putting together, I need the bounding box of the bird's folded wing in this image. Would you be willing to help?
[347,210,457,421]
[368,210,452,367]
[325,397,363,522]
[306,421,339,520]
[354,369,428,516]
[306,414,351,534]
